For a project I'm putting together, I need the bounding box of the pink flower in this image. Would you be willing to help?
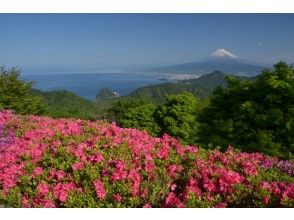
[271,182,281,195]
[111,170,128,181]
[2,111,294,208]
[93,180,106,200]
[33,197,56,208]
[143,203,152,208]
[101,168,109,177]
[37,182,50,197]
[55,170,65,181]
[203,180,216,192]
[261,181,270,190]
[167,164,183,178]
[164,192,185,208]
[33,167,43,176]
[42,199,56,208]
[141,188,148,198]
[157,146,170,160]
[3,177,17,192]
[72,161,84,171]
[74,149,86,160]
[214,202,227,208]
[183,177,201,200]
[185,146,198,154]
[170,184,177,191]
[90,153,104,163]
[21,195,31,208]
[145,153,153,161]
[58,191,68,203]
[111,160,128,181]
[263,196,270,205]
[53,182,76,203]
[128,168,141,183]
[145,161,155,173]
[30,147,44,161]
[128,168,141,196]
[113,193,122,203]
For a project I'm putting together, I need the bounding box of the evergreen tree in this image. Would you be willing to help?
[0,66,47,115]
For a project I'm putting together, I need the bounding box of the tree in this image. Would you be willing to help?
[198,62,294,158]
[0,66,47,115]
[154,92,200,144]
[107,98,160,135]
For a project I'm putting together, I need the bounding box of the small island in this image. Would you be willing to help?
[96,87,119,100]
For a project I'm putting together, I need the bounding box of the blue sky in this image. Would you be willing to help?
[0,14,293,66]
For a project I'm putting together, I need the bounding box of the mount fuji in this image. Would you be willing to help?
[147,49,270,76]
[210,48,239,58]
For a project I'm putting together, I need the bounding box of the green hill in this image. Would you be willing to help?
[127,71,250,103]
[29,71,252,119]
[31,89,99,119]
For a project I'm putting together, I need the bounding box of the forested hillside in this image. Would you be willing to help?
[30,89,99,119]
[127,71,249,103]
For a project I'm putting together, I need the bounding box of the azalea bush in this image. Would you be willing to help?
[0,110,293,208]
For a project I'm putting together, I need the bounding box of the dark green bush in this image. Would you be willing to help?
[0,66,47,115]
[198,62,294,158]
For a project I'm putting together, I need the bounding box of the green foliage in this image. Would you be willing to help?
[154,93,200,144]
[127,71,232,103]
[96,87,118,100]
[108,93,203,143]
[198,62,294,158]
[31,89,99,120]
[0,66,47,115]
[107,98,160,135]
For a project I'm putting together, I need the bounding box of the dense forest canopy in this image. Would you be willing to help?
[198,62,294,158]
[31,89,99,120]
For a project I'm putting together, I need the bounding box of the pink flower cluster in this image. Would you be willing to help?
[0,110,293,208]
[93,180,106,200]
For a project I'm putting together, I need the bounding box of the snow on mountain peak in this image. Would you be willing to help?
[210,48,238,58]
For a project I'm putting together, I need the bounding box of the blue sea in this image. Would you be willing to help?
[22,72,167,100]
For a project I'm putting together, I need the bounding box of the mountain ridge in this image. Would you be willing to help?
[210,48,238,58]
[126,70,252,103]
[145,49,269,77]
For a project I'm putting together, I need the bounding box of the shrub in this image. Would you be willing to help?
[0,111,293,208]
[154,92,200,145]
[198,62,294,158]
[0,66,47,115]
[107,98,160,136]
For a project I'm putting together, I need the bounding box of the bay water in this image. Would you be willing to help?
[22,72,167,100]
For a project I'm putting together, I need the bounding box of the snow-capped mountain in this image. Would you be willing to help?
[210,48,238,59]
[147,49,270,77]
